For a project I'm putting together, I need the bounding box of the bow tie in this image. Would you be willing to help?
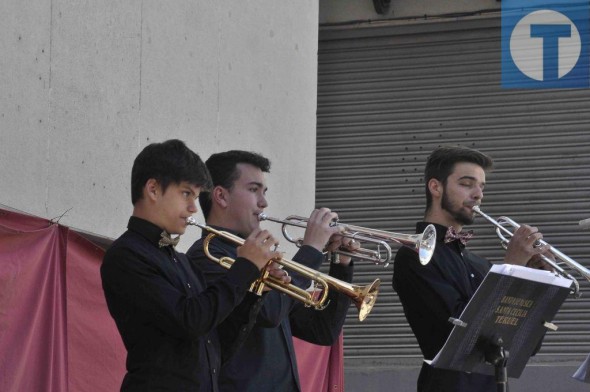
[159,231,180,248]
[444,226,473,245]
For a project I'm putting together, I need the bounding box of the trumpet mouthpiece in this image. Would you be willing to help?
[186,217,202,227]
[258,213,268,221]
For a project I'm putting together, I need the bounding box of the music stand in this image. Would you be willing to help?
[429,264,572,392]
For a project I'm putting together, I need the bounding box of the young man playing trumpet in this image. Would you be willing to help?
[187,150,356,392]
[393,146,553,392]
[101,140,282,391]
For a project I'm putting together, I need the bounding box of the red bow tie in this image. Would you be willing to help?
[444,226,473,245]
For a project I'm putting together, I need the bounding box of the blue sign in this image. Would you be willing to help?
[502,0,589,88]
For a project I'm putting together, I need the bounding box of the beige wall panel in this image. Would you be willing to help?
[0,1,51,219]
[46,0,142,235]
[1,1,319,253]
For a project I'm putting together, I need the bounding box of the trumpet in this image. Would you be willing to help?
[258,214,437,267]
[473,206,590,298]
[186,217,380,321]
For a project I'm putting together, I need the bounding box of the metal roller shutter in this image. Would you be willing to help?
[316,16,590,364]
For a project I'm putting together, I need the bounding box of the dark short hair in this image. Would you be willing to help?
[131,139,212,205]
[424,146,493,211]
[200,150,271,219]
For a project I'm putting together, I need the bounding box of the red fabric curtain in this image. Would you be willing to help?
[294,334,345,392]
[0,208,125,392]
[0,207,344,391]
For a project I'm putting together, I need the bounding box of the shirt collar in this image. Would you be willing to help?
[127,216,167,247]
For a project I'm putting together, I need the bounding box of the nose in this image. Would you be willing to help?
[188,199,198,213]
[473,186,484,201]
[259,194,268,209]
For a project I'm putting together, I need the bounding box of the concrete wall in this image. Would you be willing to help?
[1,1,319,251]
[320,0,499,25]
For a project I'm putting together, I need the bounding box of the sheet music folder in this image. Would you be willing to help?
[428,264,572,378]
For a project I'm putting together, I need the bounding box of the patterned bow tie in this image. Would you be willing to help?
[159,231,180,248]
[444,226,473,245]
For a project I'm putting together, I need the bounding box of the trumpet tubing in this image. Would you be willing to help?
[201,232,330,306]
[258,214,437,267]
[186,217,379,321]
[472,206,590,298]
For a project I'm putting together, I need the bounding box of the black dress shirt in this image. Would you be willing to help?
[101,217,260,392]
[393,222,495,392]
[187,227,353,392]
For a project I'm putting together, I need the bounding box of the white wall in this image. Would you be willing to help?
[320,0,499,24]
[1,1,319,251]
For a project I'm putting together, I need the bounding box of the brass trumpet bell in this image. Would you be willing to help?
[186,217,380,321]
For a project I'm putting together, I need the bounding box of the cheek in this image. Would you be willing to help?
[445,189,462,204]
[242,194,257,207]
[457,189,470,201]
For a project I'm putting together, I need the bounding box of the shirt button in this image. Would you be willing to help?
[212,368,216,374]
[207,339,211,344]
[187,283,191,288]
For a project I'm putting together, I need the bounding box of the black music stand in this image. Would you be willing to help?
[484,334,509,392]
[429,264,572,392]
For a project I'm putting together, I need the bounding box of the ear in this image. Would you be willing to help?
[211,185,229,208]
[145,178,161,202]
[427,178,443,200]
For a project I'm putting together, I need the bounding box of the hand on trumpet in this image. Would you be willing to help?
[503,224,551,268]
[301,208,344,252]
[237,228,283,271]
[526,252,555,271]
[262,263,292,291]
[325,235,361,266]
